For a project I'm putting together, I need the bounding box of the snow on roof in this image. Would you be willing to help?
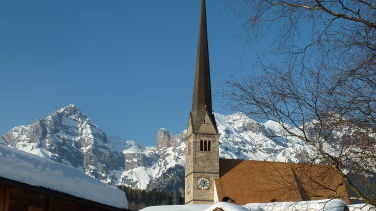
[140,200,375,211]
[204,202,251,211]
[140,204,211,211]
[244,199,348,211]
[0,145,127,209]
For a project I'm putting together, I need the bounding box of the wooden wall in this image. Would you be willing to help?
[0,184,8,211]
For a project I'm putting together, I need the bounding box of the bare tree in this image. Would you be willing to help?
[224,0,376,205]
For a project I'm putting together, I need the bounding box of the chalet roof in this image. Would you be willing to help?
[191,0,217,133]
[0,144,128,209]
[216,158,349,205]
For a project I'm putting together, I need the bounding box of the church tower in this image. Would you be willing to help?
[185,0,220,205]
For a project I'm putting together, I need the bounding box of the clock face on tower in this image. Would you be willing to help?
[197,177,210,190]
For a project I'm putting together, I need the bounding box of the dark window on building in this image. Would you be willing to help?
[204,141,207,151]
[200,140,203,151]
[208,141,211,151]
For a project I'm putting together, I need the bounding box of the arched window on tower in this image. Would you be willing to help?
[204,141,207,151]
[200,140,203,151]
[208,141,211,151]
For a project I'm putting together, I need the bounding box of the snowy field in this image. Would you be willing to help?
[0,144,128,209]
[141,200,376,211]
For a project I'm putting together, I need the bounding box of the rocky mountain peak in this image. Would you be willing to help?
[156,128,172,149]
[2,105,124,183]
[48,104,86,122]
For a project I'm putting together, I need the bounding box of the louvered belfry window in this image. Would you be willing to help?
[200,140,211,152]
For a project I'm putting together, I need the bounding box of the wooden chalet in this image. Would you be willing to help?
[0,144,129,211]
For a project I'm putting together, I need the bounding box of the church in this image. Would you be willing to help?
[184,0,349,205]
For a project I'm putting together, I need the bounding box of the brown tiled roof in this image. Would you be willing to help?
[216,159,349,205]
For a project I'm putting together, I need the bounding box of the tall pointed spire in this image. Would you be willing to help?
[191,0,217,133]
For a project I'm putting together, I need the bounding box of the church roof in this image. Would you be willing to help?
[191,0,217,133]
[216,159,349,205]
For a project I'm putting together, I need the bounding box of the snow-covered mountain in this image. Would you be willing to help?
[2,105,125,184]
[1,105,312,193]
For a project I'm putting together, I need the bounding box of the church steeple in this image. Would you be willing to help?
[185,1,220,204]
[191,0,217,133]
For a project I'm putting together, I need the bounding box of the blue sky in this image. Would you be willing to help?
[0,0,277,146]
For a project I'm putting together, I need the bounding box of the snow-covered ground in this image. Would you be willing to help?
[140,204,211,211]
[349,204,376,211]
[244,199,348,211]
[0,144,128,209]
[140,200,376,211]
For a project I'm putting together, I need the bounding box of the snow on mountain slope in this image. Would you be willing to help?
[119,133,186,191]
[216,113,313,162]
[2,105,312,193]
[2,105,125,184]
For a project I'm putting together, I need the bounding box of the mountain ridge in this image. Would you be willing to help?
[1,105,312,193]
